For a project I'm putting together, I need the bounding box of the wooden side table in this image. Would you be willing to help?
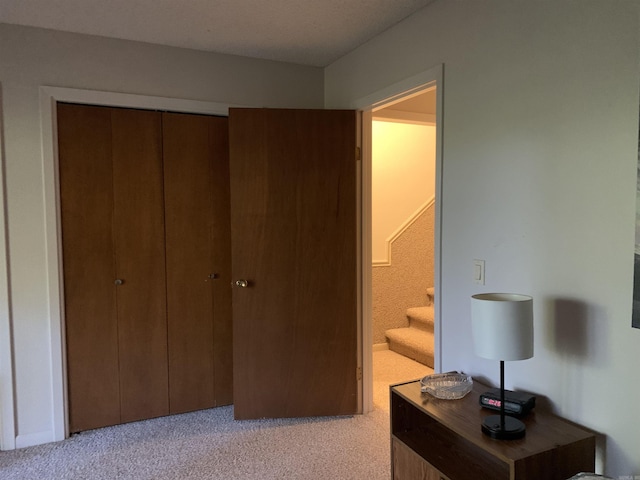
[391,379,596,480]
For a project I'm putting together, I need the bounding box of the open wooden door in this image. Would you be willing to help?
[229,108,359,419]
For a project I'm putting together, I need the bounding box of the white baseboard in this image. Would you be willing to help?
[15,430,54,449]
[373,343,389,352]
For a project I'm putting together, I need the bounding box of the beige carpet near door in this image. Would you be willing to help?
[372,349,433,410]
[0,351,430,480]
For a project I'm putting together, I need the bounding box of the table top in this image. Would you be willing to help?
[391,379,596,463]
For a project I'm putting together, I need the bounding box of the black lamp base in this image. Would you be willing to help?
[481,415,526,440]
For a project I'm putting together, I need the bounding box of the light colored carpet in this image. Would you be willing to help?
[0,351,431,480]
[372,349,433,411]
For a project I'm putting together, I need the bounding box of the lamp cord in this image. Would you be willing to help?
[500,360,505,431]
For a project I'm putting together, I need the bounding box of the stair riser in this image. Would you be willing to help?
[385,327,435,369]
[426,287,435,306]
[388,341,434,368]
[408,318,434,333]
[406,307,434,333]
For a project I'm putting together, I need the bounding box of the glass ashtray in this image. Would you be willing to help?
[420,372,473,399]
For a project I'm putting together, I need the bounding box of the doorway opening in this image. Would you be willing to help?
[364,82,441,413]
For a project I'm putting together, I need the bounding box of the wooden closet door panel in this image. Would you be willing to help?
[229,109,358,419]
[209,116,233,406]
[57,103,121,432]
[111,108,169,423]
[163,113,232,412]
[163,112,215,413]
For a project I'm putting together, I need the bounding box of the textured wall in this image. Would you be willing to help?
[371,121,436,264]
[372,205,434,344]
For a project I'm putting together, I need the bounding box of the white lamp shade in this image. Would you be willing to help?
[471,293,534,361]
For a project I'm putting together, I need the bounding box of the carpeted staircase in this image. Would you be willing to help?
[385,287,434,368]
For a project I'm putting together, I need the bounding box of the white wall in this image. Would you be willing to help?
[326,1,640,477]
[0,23,323,449]
[372,120,435,264]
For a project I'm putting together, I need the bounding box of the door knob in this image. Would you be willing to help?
[234,279,249,288]
[114,279,124,286]
[208,273,218,279]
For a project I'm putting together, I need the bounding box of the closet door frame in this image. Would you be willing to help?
[40,87,231,442]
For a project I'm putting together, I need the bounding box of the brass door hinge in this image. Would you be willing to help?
[356,366,362,381]
[356,147,361,162]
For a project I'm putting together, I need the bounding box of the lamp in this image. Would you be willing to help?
[471,293,533,440]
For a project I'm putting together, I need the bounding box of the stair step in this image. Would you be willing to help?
[406,306,434,332]
[385,327,434,368]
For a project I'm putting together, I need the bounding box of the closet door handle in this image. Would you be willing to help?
[114,279,124,286]
[234,279,249,288]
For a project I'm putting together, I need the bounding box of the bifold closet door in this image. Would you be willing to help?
[111,108,169,424]
[162,113,232,413]
[59,104,169,432]
[59,104,120,432]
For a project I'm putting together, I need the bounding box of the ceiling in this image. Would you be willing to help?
[385,88,436,114]
[0,0,436,67]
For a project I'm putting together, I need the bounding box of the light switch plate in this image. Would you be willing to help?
[473,259,485,285]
